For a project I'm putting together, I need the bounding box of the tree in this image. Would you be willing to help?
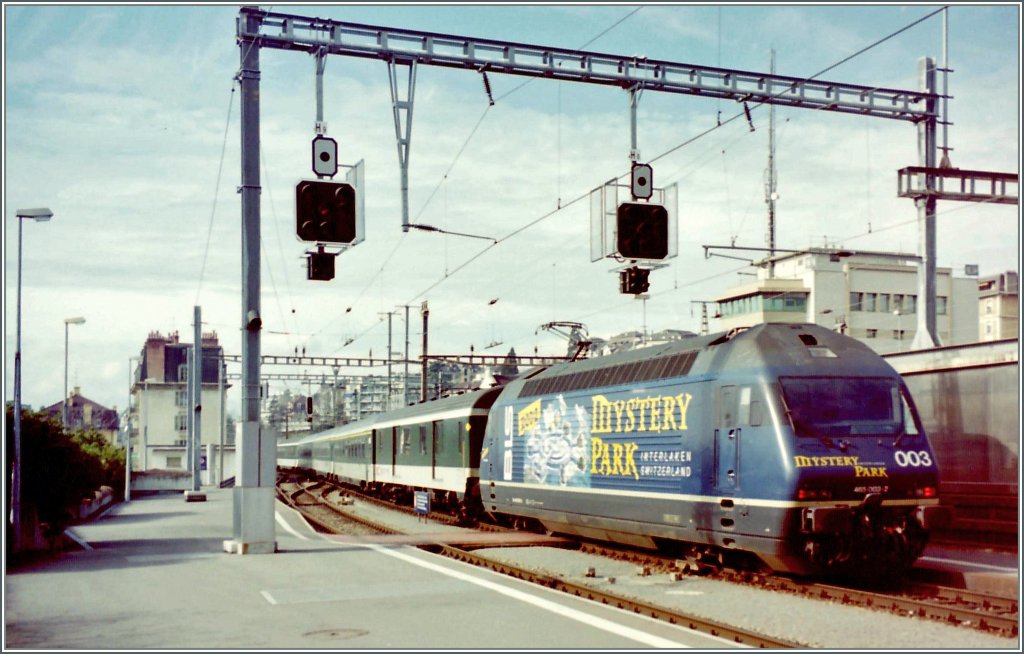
[5,405,125,550]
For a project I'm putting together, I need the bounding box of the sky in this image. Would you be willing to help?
[3,2,1021,417]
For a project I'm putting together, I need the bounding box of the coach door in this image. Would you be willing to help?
[715,385,739,492]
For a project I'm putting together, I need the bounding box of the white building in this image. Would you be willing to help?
[714,249,979,354]
[130,330,233,482]
[978,271,1019,341]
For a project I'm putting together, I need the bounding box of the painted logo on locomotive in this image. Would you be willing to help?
[793,455,888,478]
[591,392,693,434]
[507,391,696,488]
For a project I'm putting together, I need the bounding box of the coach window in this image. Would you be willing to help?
[401,428,411,454]
[419,426,428,454]
[458,421,464,454]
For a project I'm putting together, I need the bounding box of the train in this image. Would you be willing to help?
[279,323,950,577]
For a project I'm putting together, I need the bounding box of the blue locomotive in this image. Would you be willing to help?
[280,323,949,577]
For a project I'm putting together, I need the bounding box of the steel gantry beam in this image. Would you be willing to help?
[237,6,936,123]
[221,353,572,368]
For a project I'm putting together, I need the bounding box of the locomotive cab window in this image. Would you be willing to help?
[779,376,902,437]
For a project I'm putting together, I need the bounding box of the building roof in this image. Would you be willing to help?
[42,388,120,432]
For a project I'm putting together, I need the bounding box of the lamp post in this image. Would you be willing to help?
[13,207,52,551]
[63,317,86,429]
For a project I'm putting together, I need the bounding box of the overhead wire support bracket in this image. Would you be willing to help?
[387,58,417,232]
[314,47,327,135]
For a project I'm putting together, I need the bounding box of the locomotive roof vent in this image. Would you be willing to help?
[797,332,838,358]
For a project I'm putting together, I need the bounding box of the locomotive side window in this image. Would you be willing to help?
[779,376,900,437]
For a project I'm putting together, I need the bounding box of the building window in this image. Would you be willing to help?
[892,294,904,313]
[175,414,187,431]
[176,390,187,407]
[936,295,948,315]
[894,329,906,341]
[849,292,863,311]
[878,293,890,313]
[178,365,189,383]
[866,329,878,338]
[986,302,993,314]
[863,293,877,312]
[166,456,182,469]
[905,294,917,313]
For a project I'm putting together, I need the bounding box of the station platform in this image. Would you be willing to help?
[916,542,1019,598]
[4,489,723,650]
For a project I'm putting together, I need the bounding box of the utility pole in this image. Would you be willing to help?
[402,305,410,406]
[420,301,429,402]
[191,305,202,494]
[765,49,778,279]
[691,301,714,336]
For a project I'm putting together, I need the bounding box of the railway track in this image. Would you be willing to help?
[278,474,1018,642]
[276,476,802,648]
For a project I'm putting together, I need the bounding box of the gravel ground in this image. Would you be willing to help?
[313,494,1017,650]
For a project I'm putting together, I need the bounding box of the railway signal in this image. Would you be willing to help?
[311,135,338,178]
[306,245,337,281]
[616,202,668,260]
[295,180,357,244]
[630,163,653,200]
[619,266,650,295]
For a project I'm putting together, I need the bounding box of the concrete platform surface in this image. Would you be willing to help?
[4,489,732,650]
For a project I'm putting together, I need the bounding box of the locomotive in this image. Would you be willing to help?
[279,323,950,577]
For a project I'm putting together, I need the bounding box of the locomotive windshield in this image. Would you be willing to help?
[779,376,903,437]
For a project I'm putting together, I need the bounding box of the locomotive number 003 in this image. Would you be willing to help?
[894,450,933,467]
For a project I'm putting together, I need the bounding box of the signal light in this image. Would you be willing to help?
[296,180,357,244]
[307,249,336,281]
[616,202,668,260]
[305,396,314,418]
[619,266,650,295]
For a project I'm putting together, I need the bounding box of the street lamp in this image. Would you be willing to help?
[13,207,52,552]
[63,317,86,429]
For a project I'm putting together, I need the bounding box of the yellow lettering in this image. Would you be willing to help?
[591,396,613,434]
[611,443,624,475]
[661,396,677,432]
[612,401,626,433]
[649,400,662,433]
[624,400,636,432]
[794,456,813,468]
[636,399,648,432]
[624,443,639,480]
[675,393,693,430]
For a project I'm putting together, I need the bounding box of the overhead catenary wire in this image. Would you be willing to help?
[194,84,237,306]
[400,5,953,309]
[309,6,955,358]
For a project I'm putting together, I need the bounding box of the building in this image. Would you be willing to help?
[714,248,979,354]
[41,387,120,445]
[978,271,1019,341]
[130,330,231,480]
